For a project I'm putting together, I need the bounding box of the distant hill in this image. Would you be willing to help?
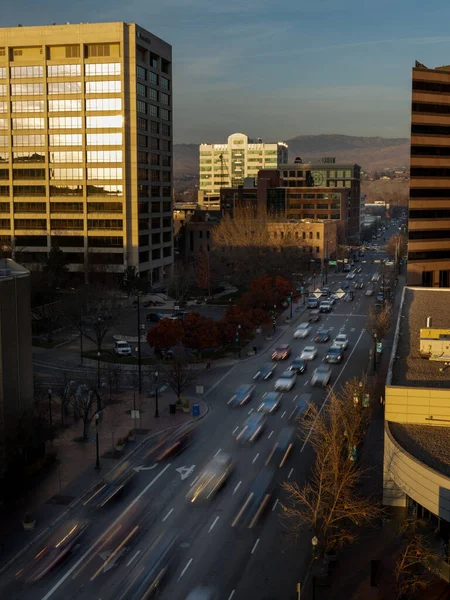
[173,134,410,179]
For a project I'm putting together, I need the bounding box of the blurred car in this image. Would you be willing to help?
[311,365,332,387]
[186,453,233,503]
[342,281,350,290]
[376,292,384,302]
[236,413,267,443]
[274,370,297,392]
[228,384,255,407]
[293,323,312,339]
[253,362,276,380]
[146,312,164,323]
[143,425,195,463]
[325,345,344,364]
[320,288,330,297]
[17,519,90,583]
[300,346,318,361]
[365,288,375,296]
[185,588,219,600]
[319,300,332,313]
[346,273,355,280]
[288,393,313,421]
[307,297,319,309]
[308,309,321,323]
[328,294,338,305]
[315,329,330,343]
[231,467,276,529]
[356,267,362,274]
[83,461,135,509]
[272,344,291,360]
[257,391,282,414]
[289,356,307,374]
[333,333,348,350]
[118,531,178,599]
[265,426,295,469]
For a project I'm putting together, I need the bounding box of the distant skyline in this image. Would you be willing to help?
[3,0,450,142]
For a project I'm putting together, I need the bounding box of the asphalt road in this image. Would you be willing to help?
[1,230,401,600]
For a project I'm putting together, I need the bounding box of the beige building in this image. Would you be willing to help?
[267,220,338,263]
[0,259,33,474]
[383,287,450,531]
[0,22,173,285]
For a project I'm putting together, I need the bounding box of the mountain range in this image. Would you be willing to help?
[174,134,410,179]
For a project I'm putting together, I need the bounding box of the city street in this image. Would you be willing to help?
[0,233,400,600]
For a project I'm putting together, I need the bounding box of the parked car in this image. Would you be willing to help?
[257,392,282,414]
[333,334,349,350]
[300,346,318,361]
[293,323,312,339]
[274,370,297,392]
[315,329,330,343]
[146,312,164,322]
[253,362,277,380]
[308,309,321,323]
[114,341,132,356]
[272,344,291,360]
[228,384,256,407]
[289,357,307,374]
[325,345,344,364]
[311,365,332,387]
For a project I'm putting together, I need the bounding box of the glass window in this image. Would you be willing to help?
[47,64,81,77]
[162,124,171,136]
[150,53,159,69]
[162,155,171,167]
[161,139,170,152]
[87,184,123,196]
[0,136,8,147]
[161,77,170,90]
[49,134,82,146]
[48,99,82,112]
[149,104,158,117]
[12,100,45,113]
[11,83,44,96]
[0,68,5,79]
[160,93,170,105]
[11,66,43,79]
[150,121,159,134]
[86,133,122,146]
[12,118,44,130]
[50,168,83,180]
[49,117,82,129]
[0,85,6,96]
[137,134,147,147]
[86,115,123,128]
[137,100,146,114]
[149,72,158,85]
[0,119,7,130]
[150,153,159,166]
[50,151,83,163]
[85,81,121,94]
[87,150,122,163]
[13,185,46,196]
[85,63,121,76]
[86,44,113,58]
[13,168,45,180]
[85,98,122,112]
[48,82,82,95]
[150,137,159,149]
[345,170,351,178]
[137,83,146,97]
[13,151,45,163]
[50,184,83,196]
[13,135,45,147]
[87,168,122,180]
[137,117,147,130]
[0,152,9,162]
[161,108,170,121]
[137,65,146,80]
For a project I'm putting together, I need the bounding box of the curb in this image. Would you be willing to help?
[0,400,210,577]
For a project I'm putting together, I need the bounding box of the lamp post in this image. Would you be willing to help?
[236,325,242,359]
[154,372,159,418]
[136,291,142,395]
[289,292,293,319]
[373,333,378,373]
[48,388,53,431]
[311,535,319,600]
[95,412,100,470]
[96,351,101,412]
[272,305,277,334]
[79,314,84,366]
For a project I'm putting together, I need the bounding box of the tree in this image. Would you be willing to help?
[182,311,222,354]
[120,265,148,297]
[43,245,69,289]
[32,300,65,343]
[146,318,184,350]
[159,358,198,405]
[196,248,216,297]
[69,289,120,354]
[166,262,195,303]
[367,305,392,340]
[56,369,76,427]
[337,374,373,457]
[70,385,99,441]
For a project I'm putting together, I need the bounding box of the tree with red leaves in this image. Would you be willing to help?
[182,312,222,354]
[146,318,184,350]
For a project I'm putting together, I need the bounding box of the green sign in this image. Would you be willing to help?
[376,342,382,353]
[328,260,337,266]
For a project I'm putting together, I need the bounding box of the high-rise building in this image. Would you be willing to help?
[408,61,450,287]
[0,22,173,286]
[198,132,288,206]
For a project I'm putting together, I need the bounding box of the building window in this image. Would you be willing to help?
[150,153,159,166]
[137,100,147,114]
[162,155,171,167]
[85,98,122,111]
[138,151,148,163]
[150,170,159,182]
[87,150,122,163]
[50,185,83,196]
[47,64,81,77]
[86,115,123,129]
[0,85,6,96]
[11,66,43,79]
[86,44,112,58]
[13,135,45,147]
[86,133,122,146]
[13,151,45,163]
[161,139,170,152]
[87,167,123,180]
[149,104,158,117]
[11,83,44,96]
[150,121,159,134]
[49,116,82,129]
[85,81,121,94]
[149,72,158,85]
[85,63,121,76]
[161,108,170,121]
[0,67,5,79]
[137,83,146,97]
[150,53,159,69]
[161,77,170,90]
[87,184,123,196]
[163,246,171,258]
[149,88,158,101]
[137,134,147,147]
[50,168,83,180]
[49,134,83,146]
[137,117,147,130]
[137,65,146,80]
[150,137,159,149]
[12,117,44,130]
[64,45,80,58]
[13,185,46,196]
[160,92,170,105]
[47,82,82,95]
[48,99,82,112]
[12,100,45,113]
[0,102,7,114]
[316,232,320,239]
[13,169,45,180]
[50,151,83,163]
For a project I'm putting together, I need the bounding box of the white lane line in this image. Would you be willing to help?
[252,453,260,464]
[190,475,200,488]
[281,411,286,418]
[272,498,279,512]
[251,538,260,554]
[292,394,298,402]
[214,448,222,457]
[248,408,254,415]
[209,516,220,533]
[288,468,294,479]
[228,591,236,600]
[303,381,309,387]
[232,426,239,435]
[268,430,274,439]
[162,508,174,522]
[178,558,193,581]
[40,463,172,600]
[233,480,242,495]
[126,550,140,567]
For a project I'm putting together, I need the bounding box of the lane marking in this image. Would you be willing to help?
[40,463,172,600]
[228,591,236,600]
[232,426,239,435]
[126,550,140,567]
[303,381,309,387]
[272,498,279,512]
[262,392,267,398]
[288,468,294,479]
[281,411,286,418]
[162,508,174,522]
[190,475,200,488]
[251,539,260,554]
[268,430,274,439]
[252,453,259,464]
[248,408,254,415]
[208,516,220,533]
[214,448,222,457]
[233,480,242,495]
[178,558,193,581]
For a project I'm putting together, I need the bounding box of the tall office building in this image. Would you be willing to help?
[409,61,450,287]
[199,132,288,204]
[0,22,173,285]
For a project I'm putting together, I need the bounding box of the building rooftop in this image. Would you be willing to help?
[391,287,450,388]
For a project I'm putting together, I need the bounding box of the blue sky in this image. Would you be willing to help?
[4,0,450,143]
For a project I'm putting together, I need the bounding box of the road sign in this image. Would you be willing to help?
[335,289,346,299]
[131,409,140,420]
[328,260,337,265]
[313,292,322,299]
[376,342,382,353]
[196,385,204,394]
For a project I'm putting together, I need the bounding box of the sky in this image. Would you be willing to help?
[4,0,450,143]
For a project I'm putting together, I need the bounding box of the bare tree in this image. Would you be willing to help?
[159,358,198,405]
[56,368,76,427]
[338,374,373,458]
[367,305,392,340]
[166,261,195,303]
[32,300,65,343]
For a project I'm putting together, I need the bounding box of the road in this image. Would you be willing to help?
[1,227,402,600]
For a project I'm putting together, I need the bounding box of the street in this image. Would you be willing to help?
[0,232,399,600]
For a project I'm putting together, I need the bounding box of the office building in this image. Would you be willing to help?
[199,132,288,206]
[0,22,173,286]
[408,61,450,287]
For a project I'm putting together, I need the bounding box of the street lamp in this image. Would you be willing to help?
[236,325,242,359]
[136,291,142,395]
[48,388,53,431]
[311,536,318,560]
[154,372,159,418]
[289,292,293,319]
[95,412,101,470]
[96,351,101,412]
[373,333,378,373]
[311,535,319,600]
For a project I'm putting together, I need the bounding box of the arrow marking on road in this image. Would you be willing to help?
[176,465,196,480]
[133,464,158,473]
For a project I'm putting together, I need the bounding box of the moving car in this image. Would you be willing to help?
[265,426,295,469]
[288,393,313,421]
[311,365,332,387]
[257,391,282,414]
[320,288,330,297]
[308,309,321,323]
[325,345,344,364]
[300,346,318,361]
[253,362,276,380]
[83,461,135,509]
[289,356,307,374]
[333,333,349,350]
[143,425,196,463]
[236,413,267,443]
[307,297,319,309]
[293,323,312,339]
[146,312,164,323]
[346,273,355,280]
[315,329,330,343]
[114,341,132,356]
[365,288,375,296]
[319,300,332,313]
[231,466,276,529]
[328,294,338,305]
[272,344,291,360]
[186,453,233,503]
[274,370,297,392]
[185,588,219,600]
[228,384,255,407]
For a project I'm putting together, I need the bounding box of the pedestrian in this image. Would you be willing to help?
[206,360,211,370]
[253,345,257,355]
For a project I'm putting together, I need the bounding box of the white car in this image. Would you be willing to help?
[333,334,348,350]
[293,323,312,339]
[300,346,318,361]
[346,273,355,280]
[114,341,132,356]
[274,370,297,392]
[311,365,332,387]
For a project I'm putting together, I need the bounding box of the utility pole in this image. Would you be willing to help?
[136,292,142,395]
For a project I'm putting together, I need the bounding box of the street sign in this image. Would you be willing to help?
[363,393,370,408]
[196,385,204,394]
[313,292,322,299]
[314,288,322,293]
[328,260,337,265]
[376,342,382,353]
[131,409,140,420]
[335,289,346,299]
[174,304,180,311]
